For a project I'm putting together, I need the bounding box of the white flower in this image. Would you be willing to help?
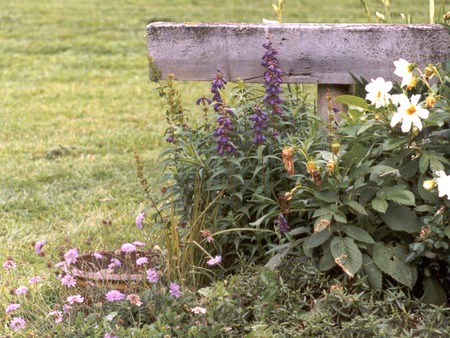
[390,94,429,132]
[191,306,207,314]
[365,77,393,108]
[435,171,450,200]
[394,58,414,88]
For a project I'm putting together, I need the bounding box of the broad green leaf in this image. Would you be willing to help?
[444,226,450,239]
[372,198,388,213]
[377,186,415,206]
[419,153,430,174]
[357,119,379,135]
[333,211,347,224]
[373,242,415,288]
[314,214,332,233]
[315,190,338,203]
[383,137,407,151]
[345,200,368,215]
[362,254,382,291]
[330,237,363,278]
[380,203,421,233]
[343,226,375,244]
[304,229,332,250]
[369,164,400,178]
[319,246,336,271]
[340,144,367,168]
[334,95,369,111]
[422,275,448,306]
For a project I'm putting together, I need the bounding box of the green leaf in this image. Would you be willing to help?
[369,164,400,178]
[362,254,382,291]
[372,198,388,213]
[377,186,415,206]
[380,203,421,233]
[304,229,332,250]
[340,144,367,168]
[334,95,369,111]
[422,275,448,306]
[357,120,379,135]
[444,226,450,239]
[333,211,347,224]
[330,237,363,278]
[373,242,415,288]
[315,190,339,203]
[343,226,375,244]
[319,246,336,271]
[345,200,368,215]
[419,153,430,174]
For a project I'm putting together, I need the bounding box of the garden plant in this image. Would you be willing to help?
[1,0,450,337]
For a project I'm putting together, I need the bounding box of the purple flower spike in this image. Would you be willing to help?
[249,105,269,144]
[261,34,283,115]
[274,214,290,234]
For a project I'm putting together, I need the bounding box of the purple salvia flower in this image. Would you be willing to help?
[169,282,181,298]
[261,34,283,115]
[274,214,290,234]
[211,70,227,112]
[249,104,269,144]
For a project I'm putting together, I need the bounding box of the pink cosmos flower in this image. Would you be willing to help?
[146,268,159,283]
[120,243,136,253]
[14,286,29,295]
[9,317,26,331]
[6,303,21,313]
[66,294,84,304]
[48,310,63,323]
[207,255,222,266]
[191,306,207,314]
[136,257,148,266]
[35,239,46,255]
[105,290,125,302]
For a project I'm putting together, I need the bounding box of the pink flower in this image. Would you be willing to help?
[14,286,29,295]
[92,252,103,259]
[207,255,222,266]
[66,294,84,304]
[146,268,159,283]
[9,317,26,331]
[120,243,136,253]
[169,282,181,298]
[54,261,66,268]
[133,241,145,247]
[108,258,121,269]
[64,248,79,265]
[48,310,63,323]
[135,212,145,229]
[105,290,125,302]
[35,239,46,255]
[6,303,21,313]
[191,306,207,314]
[28,276,43,284]
[136,257,148,266]
[3,258,16,270]
[104,333,118,338]
[60,274,77,287]
[126,294,142,306]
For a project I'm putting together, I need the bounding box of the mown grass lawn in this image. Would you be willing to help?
[0,0,446,335]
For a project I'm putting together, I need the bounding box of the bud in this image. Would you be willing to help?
[443,11,450,21]
[374,114,381,120]
[406,76,418,90]
[306,160,317,175]
[425,95,436,108]
[424,64,435,78]
[422,179,435,191]
[331,140,340,155]
[282,147,295,176]
[326,160,336,172]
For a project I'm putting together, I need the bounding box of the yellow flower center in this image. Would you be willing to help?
[406,105,416,116]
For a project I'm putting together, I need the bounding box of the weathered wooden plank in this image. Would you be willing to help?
[147,22,449,84]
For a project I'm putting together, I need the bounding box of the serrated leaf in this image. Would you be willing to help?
[314,214,332,233]
[340,144,366,168]
[330,237,362,278]
[304,229,332,250]
[345,200,368,215]
[377,186,415,206]
[333,211,347,224]
[372,198,388,213]
[373,242,415,288]
[319,246,336,271]
[362,254,383,291]
[343,226,375,244]
[380,203,421,233]
[335,95,369,111]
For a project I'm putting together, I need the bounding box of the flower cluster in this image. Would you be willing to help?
[261,34,283,115]
[274,214,289,234]
[364,59,430,133]
[249,104,269,144]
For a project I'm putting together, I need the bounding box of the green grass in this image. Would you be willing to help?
[0,0,448,335]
